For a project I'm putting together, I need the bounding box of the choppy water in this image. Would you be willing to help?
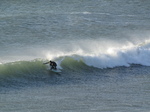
[0,0,150,112]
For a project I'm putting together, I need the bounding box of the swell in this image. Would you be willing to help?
[1,39,150,80]
[1,40,150,90]
[0,58,85,88]
[0,58,88,80]
[0,60,48,89]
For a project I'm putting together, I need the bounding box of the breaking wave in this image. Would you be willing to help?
[1,40,150,90]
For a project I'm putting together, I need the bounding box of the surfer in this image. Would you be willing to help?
[44,60,57,70]
[50,60,57,70]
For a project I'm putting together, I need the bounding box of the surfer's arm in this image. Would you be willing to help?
[43,62,49,64]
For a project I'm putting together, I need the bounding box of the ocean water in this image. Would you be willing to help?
[0,0,150,112]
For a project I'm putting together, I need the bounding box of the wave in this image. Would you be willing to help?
[52,40,150,69]
[0,58,91,91]
[1,40,150,77]
[82,43,150,68]
[0,60,48,89]
[0,58,87,80]
[1,40,150,90]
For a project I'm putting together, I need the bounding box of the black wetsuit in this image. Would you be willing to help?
[50,61,57,70]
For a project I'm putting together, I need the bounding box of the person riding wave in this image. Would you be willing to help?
[44,60,57,70]
[49,60,57,70]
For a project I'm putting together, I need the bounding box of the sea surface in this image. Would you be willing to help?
[0,0,150,112]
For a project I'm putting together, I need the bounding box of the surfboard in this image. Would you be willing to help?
[50,69,62,73]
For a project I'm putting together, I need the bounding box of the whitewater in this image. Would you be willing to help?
[0,0,150,112]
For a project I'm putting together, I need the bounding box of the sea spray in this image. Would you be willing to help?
[44,39,150,69]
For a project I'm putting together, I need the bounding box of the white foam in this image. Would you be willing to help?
[58,41,150,69]
[84,42,150,68]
